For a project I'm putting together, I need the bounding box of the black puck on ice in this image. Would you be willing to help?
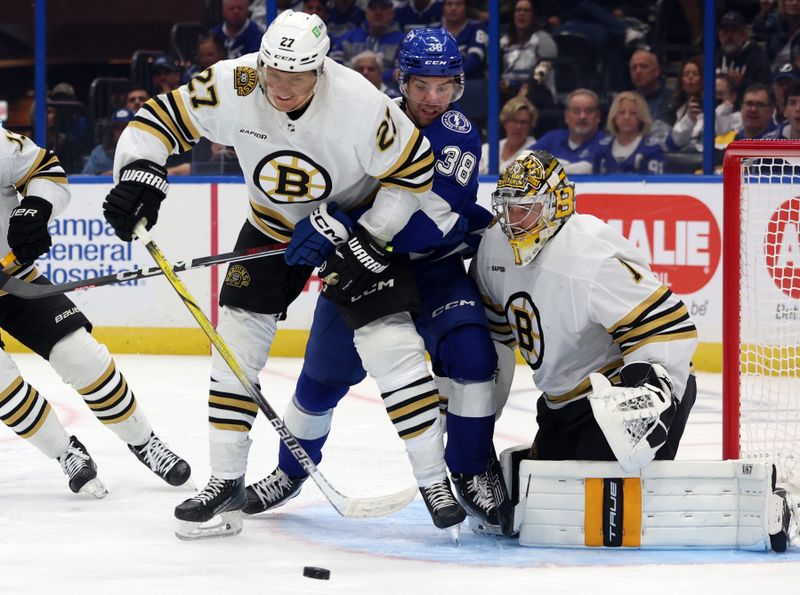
[303,566,331,580]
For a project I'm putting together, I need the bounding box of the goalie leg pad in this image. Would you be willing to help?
[510,458,793,551]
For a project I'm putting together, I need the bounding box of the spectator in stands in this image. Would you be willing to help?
[349,50,400,98]
[184,34,227,79]
[249,0,303,25]
[772,62,799,122]
[530,88,607,174]
[628,49,674,127]
[716,83,778,149]
[594,91,664,175]
[395,0,443,33]
[442,0,487,79]
[500,0,557,103]
[125,86,150,113]
[774,79,800,138]
[302,0,327,20]
[191,140,243,175]
[542,1,647,50]
[665,56,704,152]
[333,0,406,86]
[753,0,800,67]
[326,0,367,39]
[82,108,134,175]
[716,73,742,136]
[516,59,556,112]
[211,0,264,59]
[33,83,90,173]
[717,10,772,96]
[151,55,184,95]
[479,96,537,175]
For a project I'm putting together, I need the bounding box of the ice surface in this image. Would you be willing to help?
[1,356,797,594]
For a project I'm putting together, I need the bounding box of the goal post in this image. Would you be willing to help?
[722,140,800,482]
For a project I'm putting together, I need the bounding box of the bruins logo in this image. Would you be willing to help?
[225,265,251,288]
[234,66,258,96]
[253,150,332,205]
[505,291,544,369]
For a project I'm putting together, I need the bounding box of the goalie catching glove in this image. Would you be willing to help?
[588,361,676,473]
[285,202,353,267]
[103,159,168,242]
[319,227,391,304]
[7,196,53,265]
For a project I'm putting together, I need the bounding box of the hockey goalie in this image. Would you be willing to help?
[469,149,797,551]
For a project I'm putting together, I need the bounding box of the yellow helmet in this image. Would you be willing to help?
[491,149,575,266]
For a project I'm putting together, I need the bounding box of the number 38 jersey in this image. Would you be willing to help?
[470,213,698,408]
[114,56,447,243]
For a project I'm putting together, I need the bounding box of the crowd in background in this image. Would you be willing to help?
[7,0,798,176]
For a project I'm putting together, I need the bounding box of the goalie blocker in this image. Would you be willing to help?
[498,448,797,552]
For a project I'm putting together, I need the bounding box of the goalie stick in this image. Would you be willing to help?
[132,221,418,518]
[0,244,288,299]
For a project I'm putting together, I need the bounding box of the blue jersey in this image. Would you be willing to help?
[531,129,609,175]
[395,0,443,33]
[594,135,665,175]
[391,105,490,259]
[451,21,488,78]
[326,1,366,40]
[332,24,406,83]
[210,20,263,59]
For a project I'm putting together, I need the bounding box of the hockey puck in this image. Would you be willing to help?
[302,566,331,580]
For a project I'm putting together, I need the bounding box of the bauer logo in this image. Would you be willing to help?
[765,197,800,300]
[578,194,721,294]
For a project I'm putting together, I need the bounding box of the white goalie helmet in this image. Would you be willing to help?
[491,149,575,267]
[257,10,330,77]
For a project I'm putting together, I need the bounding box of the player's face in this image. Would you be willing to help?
[507,201,543,236]
[264,67,318,112]
[404,75,456,128]
[614,99,641,136]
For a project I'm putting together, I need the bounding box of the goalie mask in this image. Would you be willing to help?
[491,150,575,267]
[257,10,330,110]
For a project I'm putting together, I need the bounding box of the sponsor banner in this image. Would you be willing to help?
[53,180,726,355]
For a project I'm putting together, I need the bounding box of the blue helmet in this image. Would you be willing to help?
[397,27,465,103]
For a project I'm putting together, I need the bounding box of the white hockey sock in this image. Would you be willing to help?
[49,329,152,445]
[0,375,70,458]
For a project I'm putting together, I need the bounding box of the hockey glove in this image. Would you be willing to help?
[319,227,391,304]
[7,195,53,265]
[588,362,676,473]
[285,203,353,267]
[103,159,168,242]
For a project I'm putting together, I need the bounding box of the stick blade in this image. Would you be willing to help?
[339,484,418,518]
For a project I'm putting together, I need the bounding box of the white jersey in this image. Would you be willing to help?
[471,214,698,409]
[0,128,70,285]
[114,56,453,243]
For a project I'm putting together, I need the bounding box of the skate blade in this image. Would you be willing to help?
[175,510,243,541]
[79,478,108,499]
[445,523,461,545]
[467,515,503,536]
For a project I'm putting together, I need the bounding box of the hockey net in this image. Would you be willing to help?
[723,140,800,483]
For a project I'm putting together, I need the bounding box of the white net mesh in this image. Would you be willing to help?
[739,156,800,481]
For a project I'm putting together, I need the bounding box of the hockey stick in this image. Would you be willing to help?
[0,243,288,299]
[133,221,418,518]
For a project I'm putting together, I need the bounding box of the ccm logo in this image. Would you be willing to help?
[55,306,80,324]
[432,299,475,318]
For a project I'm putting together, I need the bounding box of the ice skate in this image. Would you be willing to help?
[243,467,306,514]
[452,472,499,526]
[419,478,466,543]
[128,432,192,487]
[57,435,107,499]
[174,476,245,540]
